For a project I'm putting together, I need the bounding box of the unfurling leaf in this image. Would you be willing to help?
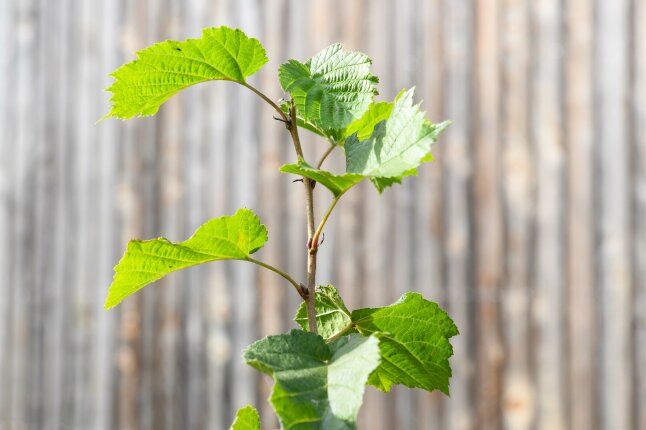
[344,88,450,192]
[105,208,267,309]
[103,26,267,120]
[230,405,260,430]
[243,330,380,430]
[294,285,353,338]
[279,44,379,141]
[294,286,457,395]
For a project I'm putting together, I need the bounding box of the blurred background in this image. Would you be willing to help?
[1,0,644,429]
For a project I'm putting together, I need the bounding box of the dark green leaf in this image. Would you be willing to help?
[293,287,458,394]
[352,293,458,394]
[244,330,380,429]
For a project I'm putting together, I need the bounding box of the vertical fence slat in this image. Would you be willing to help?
[11,0,40,426]
[501,1,535,428]
[565,1,596,429]
[532,1,567,429]
[443,0,475,429]
[0,1,11,426]
[474,0,504,428]
[596,0,633,428]
[634,3,646,430]
[415,0,446,428]
[93,1,120,428]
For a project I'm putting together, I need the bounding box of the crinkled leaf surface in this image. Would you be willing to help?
[294,287,457,394]
[345,88,450,192]
[230,405,260,430]
[104,26,267,119]
[279,44,378,141]
[243,330,380,430]
[353,293,458,394]
[294,285,353,338]
[280,161,364,198]
[105,208,267,308]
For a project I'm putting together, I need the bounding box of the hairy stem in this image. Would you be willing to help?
[246,257,304,297]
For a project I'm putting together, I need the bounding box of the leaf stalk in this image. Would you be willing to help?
[246,257,304,298]
[241,82,289,123]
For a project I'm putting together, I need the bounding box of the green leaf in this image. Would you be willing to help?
[230,405,260,430]
[294,285,353,338]
[103,26,267,120]
[342,101,393,141]
[353,293,458,394]
[369,167,419,193]
[280,161,364,198]
[279,44,379,141]
[105,208,267,309]
[344,88,450,192]
[293,287,458,394]
[244,330,380,430]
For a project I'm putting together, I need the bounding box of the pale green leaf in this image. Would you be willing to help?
[345,88,450,192]
[280,161,364,197]
[294,285,353,338]
[105,208,267,309]
[352,293,458,394]
[342,101,392,141]
[279,44,379,141]
[243,330,380,430]
[104,26,267,120]
[230,405,260,430]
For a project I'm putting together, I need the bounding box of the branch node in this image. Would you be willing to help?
[298,284,309,300]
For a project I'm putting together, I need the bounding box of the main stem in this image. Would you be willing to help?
[287,101,318,334]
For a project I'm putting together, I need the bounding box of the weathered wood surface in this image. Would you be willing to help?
[1,0,644,429]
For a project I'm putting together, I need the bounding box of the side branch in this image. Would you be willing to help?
[241,82,289,123]
[316,142,337,169]
[246,257,305,298]
[311,196,340,251]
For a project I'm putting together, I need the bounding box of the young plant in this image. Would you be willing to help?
[102,26,457,429]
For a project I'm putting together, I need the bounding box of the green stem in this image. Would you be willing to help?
[310,196,341,251]
[241,82,289,123]
[325,322,355,344]
[316,142,336,169]
[246,257,303,297]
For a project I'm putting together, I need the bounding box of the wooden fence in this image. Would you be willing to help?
[1,0,644,429]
